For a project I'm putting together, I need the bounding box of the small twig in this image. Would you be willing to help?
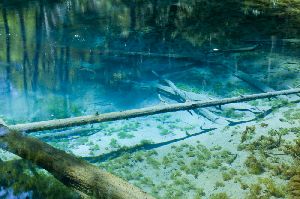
[157,94,167,104]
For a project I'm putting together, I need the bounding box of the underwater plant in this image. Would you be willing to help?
[284,138,300,159]
[222,108,245,119]
[214,181,225,189]
[222,169,237,181]
[209,192,230,199]
[118,130,135,139]
[193,188,205,199]
[109,138,120,148]
[288,174,300,198]
[146,157,161,169]
[241,126,256,143]
[244,155,264,175]
[0,160,79,198]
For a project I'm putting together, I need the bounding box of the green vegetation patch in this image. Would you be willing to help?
[0,160,79,199]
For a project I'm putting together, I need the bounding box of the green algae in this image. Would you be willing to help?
[245,155,265,175]
[209,192,230,199]
[0,160,79,199]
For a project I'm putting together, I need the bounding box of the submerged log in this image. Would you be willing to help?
[0,122,154,199]
[233,70,275,93]
[208,44,259,53]
[152,70,220,122]
[94,45,259,61]
[9,88,300,133]
[229,68,290,100]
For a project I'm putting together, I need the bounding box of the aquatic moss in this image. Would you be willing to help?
[222,108,245,119]
[259,178,286,198]
[163,187,185,199]
[162,155,173,167]
[241,126,256,143]
[146,157,161,169]
[193,188,205,199]
[284,109,300,121]
[109,138,120,148]
[239,181,249,190]
[238,127,290,152]
[222,169,237,181]
[90,144,100,151]
[245,155,264,175]
[175,82,202,94]
[133,151,145,162]
[284,138,300,159]
[260,123,268,128]
[209,192,230,199]
[160,128,173,136]
[246,184,262,199]
[288,174,300,198]
[215,181,225,189]
[187,159,206,177]
[155,114,172,122]
[0,160,79,199]
[140,176,154,186]
[117,130,135,139]
[208,159,222,169]
[246,178,287,199]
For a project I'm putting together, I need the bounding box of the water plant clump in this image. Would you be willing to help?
[222,169,237,181]
[209,192,230,199]
[241,126,256,143]
[244,155,265,175]
[245,178,287,199]
[0,160,79,198]
[109,138,121,149]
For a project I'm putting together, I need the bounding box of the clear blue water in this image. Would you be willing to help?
[0,0,300,198]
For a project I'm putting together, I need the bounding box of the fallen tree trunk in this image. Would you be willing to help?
[9,88,300,133]
[0,122,154,199]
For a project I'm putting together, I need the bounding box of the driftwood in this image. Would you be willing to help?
[9,88,300,133]
[0,122,154,199]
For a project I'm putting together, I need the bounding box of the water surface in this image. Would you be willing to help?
[0,0,300,198]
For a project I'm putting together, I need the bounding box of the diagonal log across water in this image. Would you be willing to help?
[0,123,154,199]
[10,88,300,133]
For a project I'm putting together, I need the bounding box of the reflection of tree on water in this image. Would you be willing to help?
[32,3,43,92]
[18,7,29,93]
[2,0,12,117]
[1,0,299,85]
[0,0,299,120]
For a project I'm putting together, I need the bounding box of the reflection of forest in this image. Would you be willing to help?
[0,0,299,92]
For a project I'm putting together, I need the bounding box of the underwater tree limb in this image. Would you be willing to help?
[0,123,155,199]
[9,88,300,133]
[152,70,220,122]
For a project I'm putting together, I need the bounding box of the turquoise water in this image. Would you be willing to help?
[0,0,300,198]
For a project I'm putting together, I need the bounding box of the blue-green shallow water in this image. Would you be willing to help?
[0,0,300,198]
